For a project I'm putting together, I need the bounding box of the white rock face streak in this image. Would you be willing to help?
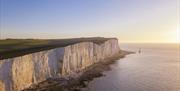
[0,39,120,91]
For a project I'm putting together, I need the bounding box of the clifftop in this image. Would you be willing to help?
[0,37,118,60]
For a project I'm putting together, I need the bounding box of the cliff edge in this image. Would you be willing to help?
[0,37,121,91]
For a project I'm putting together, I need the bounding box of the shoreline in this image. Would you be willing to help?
[23,50,133,91]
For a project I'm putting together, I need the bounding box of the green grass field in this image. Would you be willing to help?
[0,39,49,52]
[0,37,115,60]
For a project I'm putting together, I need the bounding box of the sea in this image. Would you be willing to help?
[86,43,180,91]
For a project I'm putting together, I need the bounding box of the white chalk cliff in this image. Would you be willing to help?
[0,39,120,91]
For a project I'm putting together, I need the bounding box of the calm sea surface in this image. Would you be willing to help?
[86,43,180,91]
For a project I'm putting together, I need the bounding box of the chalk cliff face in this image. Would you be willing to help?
[0,39,120,91]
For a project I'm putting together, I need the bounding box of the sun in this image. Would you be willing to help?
[166,28,180,43]
[174,28,180,43]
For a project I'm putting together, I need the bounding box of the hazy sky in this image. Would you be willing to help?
[0,0,179,43]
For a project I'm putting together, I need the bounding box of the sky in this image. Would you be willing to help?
[0,0,179,43]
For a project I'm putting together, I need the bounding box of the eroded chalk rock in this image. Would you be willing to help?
[0,39,120,91]
[12,55,34,91]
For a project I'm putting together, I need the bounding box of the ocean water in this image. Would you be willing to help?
[86,43,180,91]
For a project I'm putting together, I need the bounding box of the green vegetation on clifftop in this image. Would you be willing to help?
[0,37,117,60]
